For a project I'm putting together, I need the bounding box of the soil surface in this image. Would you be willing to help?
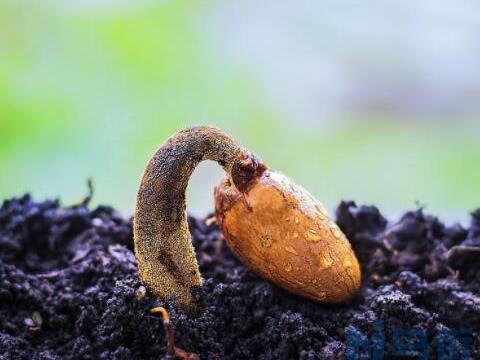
[1,194,479,359]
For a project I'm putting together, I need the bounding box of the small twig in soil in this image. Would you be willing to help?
[150,307,199,360]
[71,178,95,208]
[83,178,95,206]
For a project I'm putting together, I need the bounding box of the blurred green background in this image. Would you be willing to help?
[1,1,479,220]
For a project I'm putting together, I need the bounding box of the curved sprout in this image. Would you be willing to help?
[134,126,246,312]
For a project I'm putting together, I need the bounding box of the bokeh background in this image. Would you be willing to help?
[1,1,479,220]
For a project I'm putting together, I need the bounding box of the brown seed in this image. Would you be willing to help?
[215,169,361,304]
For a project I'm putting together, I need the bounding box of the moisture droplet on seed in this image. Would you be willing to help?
[260,234,273,247]
[284,262,293,272]
[315,203,327,214]
[291,231,299,239]
[315,204,327,220]
[330,226,342,239]
[295,280,306,287]
[294,217,299,224]
[307,229,321,242]
[284,245,298,255]
[321,256,333,269]
[316,221,327,230]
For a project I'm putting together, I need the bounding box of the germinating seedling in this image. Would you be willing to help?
[134,126,361,358]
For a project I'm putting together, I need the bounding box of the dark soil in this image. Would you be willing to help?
[1,194,479,359]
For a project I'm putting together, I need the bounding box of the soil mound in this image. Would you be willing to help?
[1,195,479,359]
